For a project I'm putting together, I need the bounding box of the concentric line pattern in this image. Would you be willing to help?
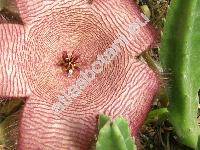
[0,24,31,97]
[1,0,159,149]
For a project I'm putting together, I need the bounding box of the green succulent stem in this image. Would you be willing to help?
[160,0,200,148]
[96,115,137,150]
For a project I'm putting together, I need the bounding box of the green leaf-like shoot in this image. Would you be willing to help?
[96,115,137,150]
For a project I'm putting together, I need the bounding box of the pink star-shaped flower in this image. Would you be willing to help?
[0,0,159,149]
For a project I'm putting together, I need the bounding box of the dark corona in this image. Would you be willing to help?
[58,51,80,77]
